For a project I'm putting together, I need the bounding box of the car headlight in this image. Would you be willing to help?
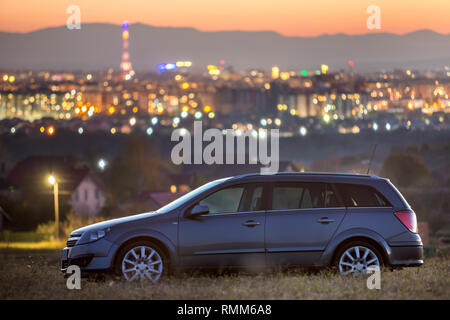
[78,227,111,245]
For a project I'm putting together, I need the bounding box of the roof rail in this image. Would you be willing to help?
[229,172,378,180]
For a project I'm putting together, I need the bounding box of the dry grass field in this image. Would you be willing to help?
[0,248,449,300]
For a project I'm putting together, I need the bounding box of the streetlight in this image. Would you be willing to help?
[98,159,106,170]
[48,175,59,239]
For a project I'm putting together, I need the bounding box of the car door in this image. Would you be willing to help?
[265,182,346,266]
[178,183,266,268]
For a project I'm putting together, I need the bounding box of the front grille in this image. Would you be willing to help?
[66,239,79,247]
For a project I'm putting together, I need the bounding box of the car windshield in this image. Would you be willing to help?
[157,177,230,213]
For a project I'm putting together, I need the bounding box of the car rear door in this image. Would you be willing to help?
[265,181,346,266]
[179,183,267,268]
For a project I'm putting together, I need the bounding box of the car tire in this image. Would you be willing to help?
[334,241,384,276]
[115,240,168,282]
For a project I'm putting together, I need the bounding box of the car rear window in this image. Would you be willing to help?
[335,183,391,207]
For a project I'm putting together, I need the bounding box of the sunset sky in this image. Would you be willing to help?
[1,0,449,36]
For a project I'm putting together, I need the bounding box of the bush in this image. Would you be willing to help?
[35,210,106,239]
[0,231,52,242]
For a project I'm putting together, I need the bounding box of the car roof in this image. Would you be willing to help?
[227,172,381,182]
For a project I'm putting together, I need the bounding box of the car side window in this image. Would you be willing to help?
[271,182,343,210]
[239,184,263,212]
[199,183,263,214]
[335,183,391,207]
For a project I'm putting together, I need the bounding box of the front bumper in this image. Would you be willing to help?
[60,238,117,272]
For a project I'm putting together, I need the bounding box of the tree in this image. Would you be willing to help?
[380,152,430,187]
[108,134,170,202]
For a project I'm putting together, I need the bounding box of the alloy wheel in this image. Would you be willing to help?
[121,245,163,282]
[338,245,380,275]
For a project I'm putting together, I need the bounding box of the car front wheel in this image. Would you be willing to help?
[116,241,166,282]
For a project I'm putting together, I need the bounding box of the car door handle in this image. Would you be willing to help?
[317,217,335,224]
[242,220,261,227]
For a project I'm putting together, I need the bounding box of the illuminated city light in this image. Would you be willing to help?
[271,66,279,79]
[208,112,215,119]
[301,69,307,76]
[181,111,188,118]
[151,117,158,125]
[120,21,132,76]
[181,82,190,90]
[373,123,378,131]
[260,118,267,126]
[146,127,154,136]
[78,127,84,134]
[321,64,329,75]
[176,61,192,67]
[40,126,45,133]
[98,159,106,170]
[48,175,56,185]
[173,117,180,124]
[323,114,331,123]
[158,63,178,72]
[386,123,391,131]
[280,72,290,80]
[258,129,267,139]
[129,117,136,126]
[209,69,220,76]
[47,126,55,135]
[203,105,211,113]
[2,74,8,81]
[110,128,116,134]
[194,111,202,119]
[299,126,307,136]
[10,127,16,134]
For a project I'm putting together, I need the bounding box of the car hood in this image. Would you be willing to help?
[71,211,161,235]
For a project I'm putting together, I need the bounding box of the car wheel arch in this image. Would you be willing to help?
[320,228,392,267]
[112,235,173,271]
[330,236,388,267]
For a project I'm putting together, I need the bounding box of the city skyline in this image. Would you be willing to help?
[1,0,450,36]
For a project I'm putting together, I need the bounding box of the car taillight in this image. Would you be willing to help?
[394,210,418,233]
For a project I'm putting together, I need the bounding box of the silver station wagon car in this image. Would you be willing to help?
[61,172,423,281]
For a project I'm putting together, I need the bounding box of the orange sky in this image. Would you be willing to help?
[1,0,449,36]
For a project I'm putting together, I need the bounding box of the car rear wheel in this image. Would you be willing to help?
[335,241,383,276]
[116,241,166,282]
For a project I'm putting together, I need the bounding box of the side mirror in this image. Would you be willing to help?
[186,204,209,218]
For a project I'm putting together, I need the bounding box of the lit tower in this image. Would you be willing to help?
[120,21,132,76]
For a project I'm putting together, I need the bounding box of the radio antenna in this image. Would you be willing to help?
[367,144,377,174]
